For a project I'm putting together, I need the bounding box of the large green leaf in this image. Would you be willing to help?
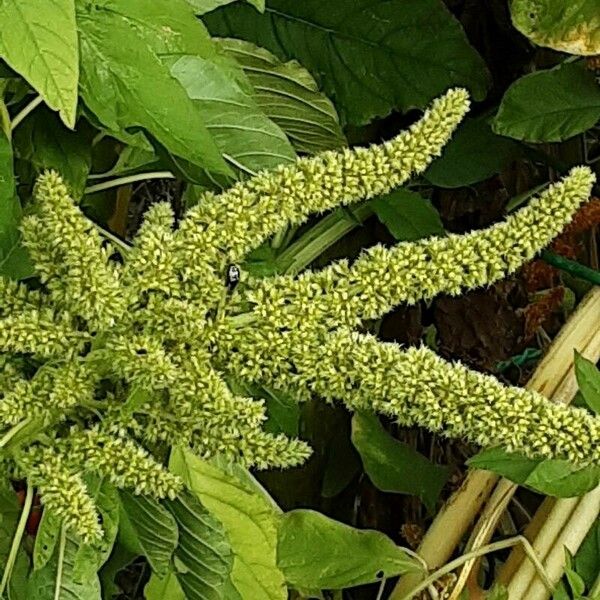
[14,108,93,198]
[0,479,21,578]
[26,532,101,600]
[218,38,346,154]
[425,116,523,188]
[204,0,490,125]
[75,0,230,176]
[164,490,233,600]
[170,54,295,176]
[493,61,600,143]
[351,412,449,512]
[574,519,600,589]
[467,447,600,497]
[574,352,600,415]
[0,0,78,127]
[118,491,178,577]
[511,0,600,56]
[277,510,422,590]
[169,447,287,600]
[187,0,264,15]
[0,129,19,262]
[145,570,186,600]
[370,189,445,242]
[0,128,33,279]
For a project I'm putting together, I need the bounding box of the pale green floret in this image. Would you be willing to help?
[18,447,103,543]
[22,171,127,330]
[0,88,597,542]
[244,165,595,328]
[0,362,96,426]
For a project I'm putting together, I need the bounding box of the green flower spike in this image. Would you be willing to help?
[0,88,597,542]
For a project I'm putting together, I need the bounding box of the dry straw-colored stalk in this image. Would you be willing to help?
[390,287,600,600]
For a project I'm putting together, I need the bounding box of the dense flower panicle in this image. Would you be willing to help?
[0,88,598,541]
[317,331,600,465]
[0,361,96,426]
[176,88,471,276]
[0,308,88,358]
[124,202,181,297]
[19,447,102,543]
[246,166,596,329]
[66,428,182,499]
[22,171,127,329]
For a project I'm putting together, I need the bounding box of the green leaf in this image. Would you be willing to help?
[467,447,600,497]
[145,570,186,600]
[351,412,449,512]
[277,509,422,590]
[14,108,93,198]
[321,422,361,498]
[371,189,445,242]
[218,38,346,154]
[26,531,101,600]
[425,116,523,188]
[187,0,265,15]
[229,379,300,436]
[574,352,600,414]
[573,519,600,589]
[204,0,490,125]
[164,490,233,600]
[493,61,600,142]
[510,0,600,56]
[0,128,33,279]
[75,0,230,176]
[98,542,137,599]
[33,511,62,571]
[0,479,21,574]
[117,491,178,577]
[170,54,296,176]
[0,0,79,127]
[169,447,286,600]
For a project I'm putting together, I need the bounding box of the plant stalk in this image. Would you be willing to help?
[84,171,175,195]
[399,536,552,600]
[0,485,33,598]
[53,524,67,600]
[10,96,43,131]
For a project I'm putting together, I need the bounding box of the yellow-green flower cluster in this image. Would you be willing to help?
[0,88,597,543]
[243,166,595,329]
[297,330,599,464]
[18,446,103,543]
[22,172,127,329]
[173,87,470,304]
[0,361,96,426]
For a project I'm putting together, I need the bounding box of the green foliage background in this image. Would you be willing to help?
[0,0,599,599]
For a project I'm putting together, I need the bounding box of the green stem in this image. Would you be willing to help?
[84,171,175,195]
[0,485,33,598]
[398,536,553,600]
[590,570,600,598]
[10,96,43,131]
[90,222,132,254]
[541,250,600,285]
[0,419,32,449]
[277,203,373,275]
[53,524,67,600]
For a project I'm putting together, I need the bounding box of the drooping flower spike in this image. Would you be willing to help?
[0,88,597,542]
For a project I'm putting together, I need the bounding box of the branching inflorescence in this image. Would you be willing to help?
[0,88,598,543]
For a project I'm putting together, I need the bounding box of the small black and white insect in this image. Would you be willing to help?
[226,264,241,291]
